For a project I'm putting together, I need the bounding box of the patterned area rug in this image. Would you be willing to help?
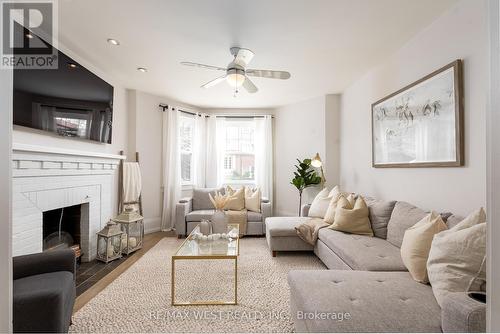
[70,237,326,333]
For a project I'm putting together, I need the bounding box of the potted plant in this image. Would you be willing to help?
[291,158,322,216]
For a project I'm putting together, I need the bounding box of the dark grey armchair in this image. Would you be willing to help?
[13,249,76,333]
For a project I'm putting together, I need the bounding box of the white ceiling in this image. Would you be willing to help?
[58,0,457,109]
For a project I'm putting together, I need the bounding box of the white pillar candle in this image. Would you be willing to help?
[121,234,128,249]
[107,243,115,257]
[129,237,137,249]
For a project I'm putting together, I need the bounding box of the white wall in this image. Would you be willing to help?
[487,0,500,330]
[275,97,325,216]
[274,94,341,216]
[127,90,200,232]
[0,67,13,331]
[324,95,341,189]
[339,0,488,216]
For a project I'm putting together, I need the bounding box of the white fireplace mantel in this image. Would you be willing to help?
[12,143,125,261]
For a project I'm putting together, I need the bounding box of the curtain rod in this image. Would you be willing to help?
[159,104,274,119]
[215,115,274,119]
[158,104,206,117]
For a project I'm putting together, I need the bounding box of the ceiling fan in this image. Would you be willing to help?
[181,47,291,94]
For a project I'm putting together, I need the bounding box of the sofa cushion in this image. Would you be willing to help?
[265,217,311,237]
[192,187,224,211]
[224,186,245,211]
[363,197,397,239]
[187,210,263,223]
[288,270,441,333]
[245,187,261,213]
[186,210,214,222]
[400,212,447,283]
[446,214,464,229]
[247,211,263,222]
[308,187,337,218]
[427,208,486,308]
[318,228,406,271]
[386,201,428,248]
[329,196,373,236]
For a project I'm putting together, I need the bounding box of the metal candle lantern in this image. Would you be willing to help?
[113,207,144,255]
[96,221,124,263]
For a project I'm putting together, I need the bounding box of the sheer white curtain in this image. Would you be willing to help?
[161,107,181,231]
[205,115,218,187]
[205,116,226,187]
[255,115,273,203]
[193,114,207,188]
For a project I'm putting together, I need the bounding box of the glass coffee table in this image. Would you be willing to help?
[171,224,239,306]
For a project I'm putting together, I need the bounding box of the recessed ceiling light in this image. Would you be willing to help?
[26,33,34,39]
[68,62,78,69]
[137,67,147,73]
[107,38,120,46]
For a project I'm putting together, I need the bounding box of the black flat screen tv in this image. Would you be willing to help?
[13,25,114,144]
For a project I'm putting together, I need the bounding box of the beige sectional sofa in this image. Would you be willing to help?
[265,198,486,333]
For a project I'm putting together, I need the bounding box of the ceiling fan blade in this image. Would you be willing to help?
[201,75,227,89]
[242,77,258,93]
[181,61,226,71]
[246,69,291,80]
[234,48,254,67]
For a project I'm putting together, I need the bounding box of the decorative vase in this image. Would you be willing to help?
[212,210,228,234]
[199,220,212,235]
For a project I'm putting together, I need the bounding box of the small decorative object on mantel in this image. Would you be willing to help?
[96,221,124,263]
[209,192,231,234]
[113,207,144,255]
[372,60,464,168]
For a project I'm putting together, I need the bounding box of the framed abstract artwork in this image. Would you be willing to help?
[371,60,464,168]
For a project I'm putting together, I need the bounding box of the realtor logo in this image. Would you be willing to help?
[1,0,58,69]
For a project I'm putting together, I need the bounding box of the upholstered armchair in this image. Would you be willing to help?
[13,249,76,333]
[175,187,272,237]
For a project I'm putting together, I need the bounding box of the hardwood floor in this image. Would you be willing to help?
[73,231,175,313]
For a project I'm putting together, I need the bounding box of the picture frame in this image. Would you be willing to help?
[371,59,464,168]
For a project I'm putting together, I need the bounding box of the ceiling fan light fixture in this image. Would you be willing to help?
[226,69,245,88]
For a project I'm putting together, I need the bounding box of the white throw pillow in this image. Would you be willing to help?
[245,187,261,213]
[427,208,487,308]
[308,186,339,218]
[400,212,447,283]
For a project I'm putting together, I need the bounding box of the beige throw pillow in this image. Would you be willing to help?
[308,186,339,218]
[400,212,447,283]
[427,208,487,308]
[245,187,261,213]
[224,186,246,211]
[324,192,354,224]
[329,195,373,236]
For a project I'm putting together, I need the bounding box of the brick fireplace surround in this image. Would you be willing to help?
[12,144,124,262]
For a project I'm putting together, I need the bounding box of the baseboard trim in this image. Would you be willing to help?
[144,217,161,234]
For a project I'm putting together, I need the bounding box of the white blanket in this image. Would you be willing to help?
[123,162,142,204]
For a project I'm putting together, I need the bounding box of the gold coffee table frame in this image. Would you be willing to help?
[171,224,239,306]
